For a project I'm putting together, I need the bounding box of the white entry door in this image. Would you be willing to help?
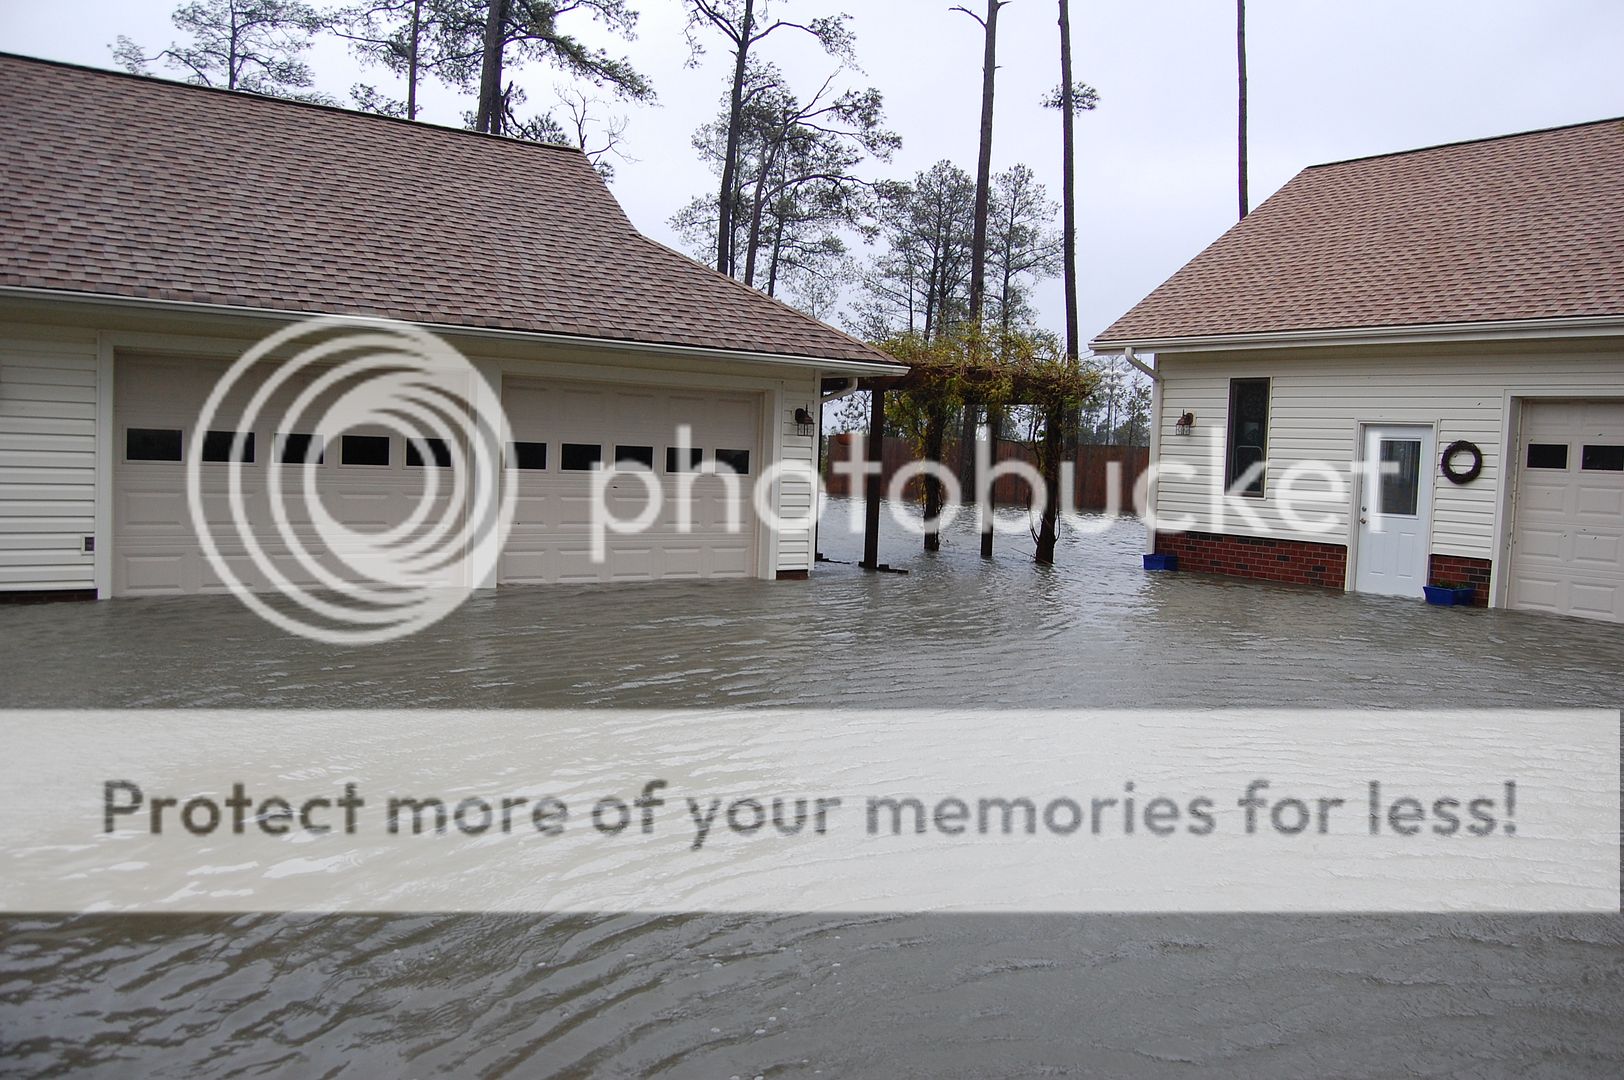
[1354,424,1435,598]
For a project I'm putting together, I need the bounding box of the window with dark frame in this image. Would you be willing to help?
[1225,378,1269,496]
[561,443,603,471]
[1525,443,1569,470]
[341,434,391,466]
[714,449,751,475]
[406,437,453,468]
[666,447,704,473]
[510,442,548,470]
[126,428,182,462]
[201,430,255,463]
[614,445,655,469]
[279,433,325,465]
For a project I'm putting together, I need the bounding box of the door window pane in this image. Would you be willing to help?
[1378,439,1421,517]
[1580,444,1624,472]
[126,428,182,462]
[1525,443,1568,470]
[342,434,391,466]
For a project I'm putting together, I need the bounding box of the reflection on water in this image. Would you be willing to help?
[2,500,1622,1076]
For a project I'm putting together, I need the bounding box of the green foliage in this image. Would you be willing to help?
[670,60,897,298]
[114,0,333,100]
[875,325,1100,454]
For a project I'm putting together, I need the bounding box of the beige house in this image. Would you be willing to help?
[1095,118,1624,623]
[0,54,902,600]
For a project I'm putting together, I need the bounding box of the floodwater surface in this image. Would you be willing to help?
[2,501,1622,1077]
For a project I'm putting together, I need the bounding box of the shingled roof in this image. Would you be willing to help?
[1094,117,1624,348]
[0,53,899,368]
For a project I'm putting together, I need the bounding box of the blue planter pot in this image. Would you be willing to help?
[1143,553,1179,572]
[1423,584,1476,606]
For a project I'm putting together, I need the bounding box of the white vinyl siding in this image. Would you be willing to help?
[1154,347,1624,561]
[0,332,99,590]
[774,371,820,574]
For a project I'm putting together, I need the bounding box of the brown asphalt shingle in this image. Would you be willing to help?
[0,54,899,368]
[1093,117,1624,347]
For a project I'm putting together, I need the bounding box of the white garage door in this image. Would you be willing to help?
[500,378,762,584]
[1509,399,1624,623]
[114,355,461,596]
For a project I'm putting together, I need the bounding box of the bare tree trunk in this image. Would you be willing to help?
[742,148,778,287]
[716,0,756,275]
[966,0,1001,324]
[960,0,1002,508]
[474,0,509,133]
[1237,0,1249,219]
[1058,0,1079,361]
[406,0,422,120]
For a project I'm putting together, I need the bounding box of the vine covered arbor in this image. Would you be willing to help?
[849,328,1100,569]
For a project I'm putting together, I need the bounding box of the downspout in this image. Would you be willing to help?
[1123,347,1162,555]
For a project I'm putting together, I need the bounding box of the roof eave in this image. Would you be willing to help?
[1090,314,1624,354]
[0,285,907,376]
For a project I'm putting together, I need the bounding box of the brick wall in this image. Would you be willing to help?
[1428,554,1493,606]
[1154,530,1347,589]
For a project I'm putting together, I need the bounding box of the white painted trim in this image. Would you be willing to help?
[0,286,907,376]
[1093,314,1624,354]
[93,334,115,598]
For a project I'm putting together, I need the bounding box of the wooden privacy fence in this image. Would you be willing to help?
[822,434,1149,511]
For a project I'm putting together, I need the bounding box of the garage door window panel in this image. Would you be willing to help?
[714,449,751,475]
[406,437,453,468]
[666,447,703,473]
[615,445,655,470]
[1581,445,1624,472]
[126,427,183,462]
[510,442,548,470]
[278,433,325,465]
[561,444,602,471]
[1525,443,1569,470]
[341,434,391,466]
[202,430,255,463]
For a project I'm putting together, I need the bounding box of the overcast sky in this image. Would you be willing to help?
[5,1,1622,345]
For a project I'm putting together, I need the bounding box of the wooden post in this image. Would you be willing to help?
[861,386,885,570]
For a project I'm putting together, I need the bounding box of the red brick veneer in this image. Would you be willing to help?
[1428,554,1492,607]
[1153,531,1347,589]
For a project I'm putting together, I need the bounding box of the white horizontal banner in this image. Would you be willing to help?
[0,709,1616,913]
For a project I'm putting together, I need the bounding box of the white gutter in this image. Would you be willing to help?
[1092,313,1624,354]
[821,377,861,402]
[1120,345,1159,383]
[0,286,909,377]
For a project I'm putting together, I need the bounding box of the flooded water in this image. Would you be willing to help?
[3,501,1622,1076]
